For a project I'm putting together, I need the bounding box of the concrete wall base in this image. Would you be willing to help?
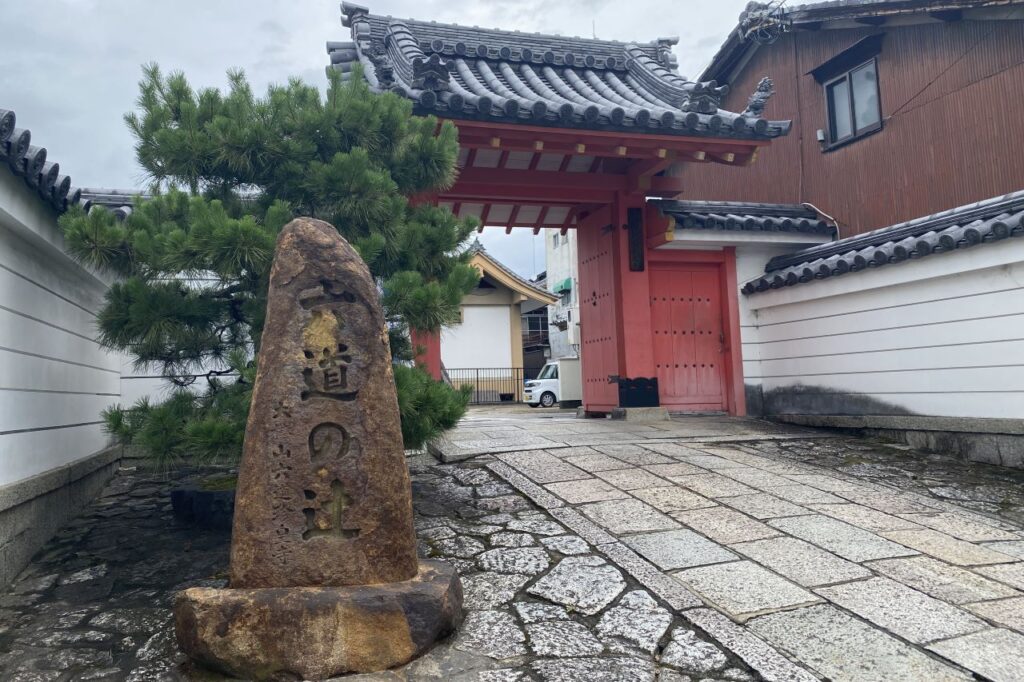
[0,447,121,587]
[774,414,1024,469]
[610,407,670,422]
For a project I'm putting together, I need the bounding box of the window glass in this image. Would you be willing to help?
[552,234,559,248]
[828,78,853,141]
[851,62,880,131]
[537,364,557,380]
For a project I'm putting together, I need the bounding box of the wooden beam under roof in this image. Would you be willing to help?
[453,119,766,156]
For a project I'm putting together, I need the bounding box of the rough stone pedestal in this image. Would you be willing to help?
[175,561,462,680]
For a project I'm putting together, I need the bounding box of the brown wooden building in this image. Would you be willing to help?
[678,0,1024,237]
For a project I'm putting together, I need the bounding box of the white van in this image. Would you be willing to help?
[524,358,582,408]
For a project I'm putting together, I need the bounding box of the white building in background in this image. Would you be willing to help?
[441,240,557,399]
[544,229,579,360]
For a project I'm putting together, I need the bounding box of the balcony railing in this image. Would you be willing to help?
[522,330,550,349]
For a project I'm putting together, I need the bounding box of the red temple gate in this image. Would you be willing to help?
[330,4,790,415]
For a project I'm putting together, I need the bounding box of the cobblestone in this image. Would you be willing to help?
[8,406,1024,681]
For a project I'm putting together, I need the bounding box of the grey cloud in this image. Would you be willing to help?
[0,0,748,273]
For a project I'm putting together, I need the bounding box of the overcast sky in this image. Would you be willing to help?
[1,0,748,278]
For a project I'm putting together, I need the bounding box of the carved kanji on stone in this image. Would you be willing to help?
[227,218,417,588]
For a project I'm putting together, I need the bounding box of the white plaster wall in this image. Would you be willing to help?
[736,244,803,402]
[741,239,1024,419]
[441,305,512,369]
[0,174,123,487]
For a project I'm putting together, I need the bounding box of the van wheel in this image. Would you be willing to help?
[540,392,557,408]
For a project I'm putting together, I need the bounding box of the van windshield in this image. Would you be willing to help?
[537,364,558,380]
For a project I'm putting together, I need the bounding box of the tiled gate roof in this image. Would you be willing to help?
[328,3,791,140]
[653,200,835,235]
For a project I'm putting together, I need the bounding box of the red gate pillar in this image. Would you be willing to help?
[613,193,656,382]
[577,193,656,413]
[410,329,443,380]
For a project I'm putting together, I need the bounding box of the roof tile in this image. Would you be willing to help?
[329,5,791,140]
[743,190,1024,294]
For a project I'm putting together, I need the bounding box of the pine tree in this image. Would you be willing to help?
[60,65,479,463]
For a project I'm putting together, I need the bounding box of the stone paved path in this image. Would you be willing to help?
[438,407,1024,682]
[3,407,1024,681]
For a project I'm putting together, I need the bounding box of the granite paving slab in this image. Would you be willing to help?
[477,547,551,575]
[716,468,794,489]
[630,486,716,512]
[595,591,672,655]
[974,562,1024,590]
[598,542,703,611]
[683,608,820,682]
[455,610,528,659]
[781,473,864,492]
[807,502,923,532]
[668,473,759,499]
[866,555,1020,603]
[674,561,820,620]
[497,451,591,484]
[899,512,1020,542]
[761,484,846,505]
[749,605,971,682]
[771,515,918,562]
[527,556,627,616]
[719,493,809,520]
[928,628,1024,682]
[732,537,871,587]
[816,576,988,644]
[461,573,532,609]
[604,450,674,466]
[529,656,656,682]
[547,507,617,545]
[639,442,707,458]
[525,620,605,657]
[672,507,780,544]
[641,462,705,478]
[835,489,940,514]
[577,499,680,535]
[594,468,668,491]
[659,627,729,674]
[624,529,738,570]
[966,596,1024,632]
[881,529,1018,566]
[561,454,631,472]
[674,454,748,470]
[985,540,1024,560]
[543,479,629,504]
[539,535,591,556]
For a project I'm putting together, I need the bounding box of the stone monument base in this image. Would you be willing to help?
[174,560,462,681]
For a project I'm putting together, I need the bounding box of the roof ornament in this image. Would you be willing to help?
[680,81,729,115]
[655,37,680,71]
[743,77,775,117]
[341,3,372,51]
[411,53,451,92]
[740,1,791,45]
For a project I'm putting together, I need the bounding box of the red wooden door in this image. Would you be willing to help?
[650,264,727,411]
[578,226,619,411]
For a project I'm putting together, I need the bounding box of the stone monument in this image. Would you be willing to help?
[174,218,463,680]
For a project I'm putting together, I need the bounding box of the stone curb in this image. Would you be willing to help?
[486,460,823,682]
[433,432,840,463]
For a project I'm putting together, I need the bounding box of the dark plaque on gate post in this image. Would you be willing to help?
[174,218,462,680]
